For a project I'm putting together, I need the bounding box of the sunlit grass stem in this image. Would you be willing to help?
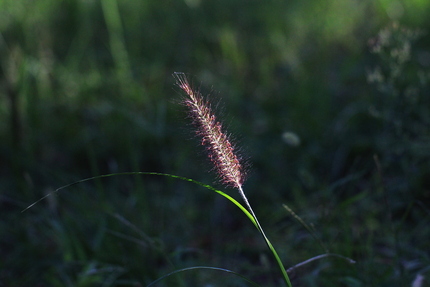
[238,185,292,287]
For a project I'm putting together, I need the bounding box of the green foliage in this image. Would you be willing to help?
[1,0,430,286]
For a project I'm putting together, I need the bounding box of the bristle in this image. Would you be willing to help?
[173,72,244,189]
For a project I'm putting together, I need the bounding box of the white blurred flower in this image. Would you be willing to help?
[282,131,301,147]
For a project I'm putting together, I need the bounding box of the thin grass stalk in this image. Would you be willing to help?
[238,185,292,287]
[283,203,329,253]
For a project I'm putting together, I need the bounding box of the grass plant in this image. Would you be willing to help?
[174,72,292,286]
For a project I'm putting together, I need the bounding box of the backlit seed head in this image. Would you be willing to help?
[173,72,245,189]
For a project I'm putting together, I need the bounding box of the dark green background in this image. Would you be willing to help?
[1,0,430,286]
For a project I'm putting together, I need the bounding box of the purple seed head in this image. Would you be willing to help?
[173,72,245,189]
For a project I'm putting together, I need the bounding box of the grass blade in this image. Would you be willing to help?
[146,266,261,287]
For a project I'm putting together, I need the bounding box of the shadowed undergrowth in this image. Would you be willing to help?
[1,0,430,286]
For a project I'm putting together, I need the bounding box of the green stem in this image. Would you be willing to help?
[237,186,293,287]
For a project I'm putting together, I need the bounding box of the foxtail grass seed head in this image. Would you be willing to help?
[173,72,245,189]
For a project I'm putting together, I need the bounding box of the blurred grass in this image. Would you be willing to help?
[1,0,430,286]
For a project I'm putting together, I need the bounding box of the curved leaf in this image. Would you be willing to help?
[22,172,257,228]
[146,266,261,287]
